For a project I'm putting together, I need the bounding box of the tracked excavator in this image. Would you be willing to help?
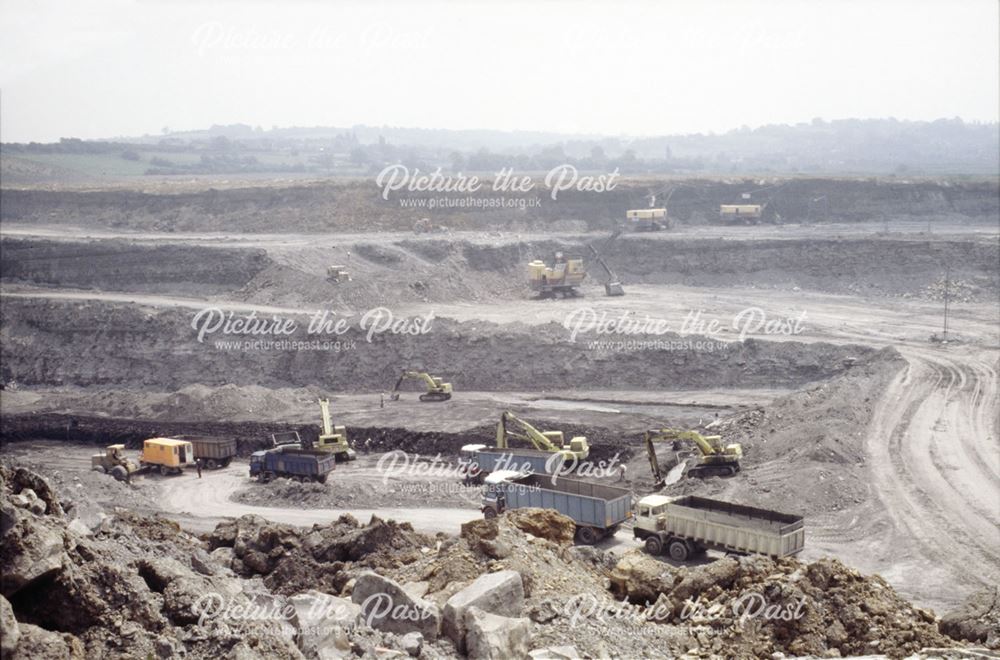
[389,370,453,402]
[312,399,357,461]
[496,411,590,461]
[645,428,742,480]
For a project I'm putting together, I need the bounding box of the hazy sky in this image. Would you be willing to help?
[1,0,997,143]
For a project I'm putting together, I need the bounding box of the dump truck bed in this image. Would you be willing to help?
[177,435,238,460]
[497,473,632,530]
[474,448,566,475]
[263,448,336,477]
[665,495,804,557]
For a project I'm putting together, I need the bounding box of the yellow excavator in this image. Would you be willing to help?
[645,428,742,481]
[496,411,590,461]
[308,399,357,461]
[389,370,453,402]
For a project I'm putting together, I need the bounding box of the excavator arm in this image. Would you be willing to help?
[650,428,721,457]
[495,412,589,460]
[318,399,334,436]
[644,432,665,489]
[496,412,561,452]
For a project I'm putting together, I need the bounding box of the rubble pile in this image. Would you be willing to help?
[0,464,300,659]
[610,551,960,659]
[204,513,437,595]
[1,465,991,659]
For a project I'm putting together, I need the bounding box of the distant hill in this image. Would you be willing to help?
[3,118,997,178]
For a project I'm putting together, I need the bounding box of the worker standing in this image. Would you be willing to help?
[196,459,203,479]
[618,464,627,482]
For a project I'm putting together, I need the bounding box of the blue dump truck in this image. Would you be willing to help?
[249,446,336,484]
[480,471,633,545]
[460,444,567,483]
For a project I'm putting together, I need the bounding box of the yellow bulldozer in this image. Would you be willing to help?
[527,252,586,298]
[390,370,453,402]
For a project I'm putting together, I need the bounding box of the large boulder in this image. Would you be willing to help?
[1,468,64,517]
[1,595,19,659]
[288,590,360,657]
[504,509,575,545]
[0,511,66,597]
[9,623,84,660]
[442,570,525,651]
[609,551,675,603]
[351,572,440,640]
[939,587,1000,648]
[463,606,531,660]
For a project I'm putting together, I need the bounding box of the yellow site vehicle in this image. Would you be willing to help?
[719,204,764,225]
[140,437,195,476]
[625,207,667,231]
[91,444,140,482]
[527,252,586,298]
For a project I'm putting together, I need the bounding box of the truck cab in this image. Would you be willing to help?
[459,443,487,484]
[248,451,267,478]
[634,495,671,533]
[479,470,525,518]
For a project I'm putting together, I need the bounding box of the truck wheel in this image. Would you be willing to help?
[206,459,218,470]
[262,471,276,483]
[316,475,328,484]
[575,527,599,545]
[222,457,232,467]
[483,508,498,520]
[668,539,690,562]
[644,537,663,556]
[159,465,169,476]
[110,466,128,482]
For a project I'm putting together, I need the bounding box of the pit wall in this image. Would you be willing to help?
[3,178,996,233]
[1,297,875,392]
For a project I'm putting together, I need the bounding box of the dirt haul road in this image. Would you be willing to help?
[157,463,482,535]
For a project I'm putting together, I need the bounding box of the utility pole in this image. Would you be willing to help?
[942,267,951,342]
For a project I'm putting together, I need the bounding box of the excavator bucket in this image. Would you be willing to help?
[604,281,624,296]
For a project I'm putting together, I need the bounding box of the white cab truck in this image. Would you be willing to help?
[634,494,804,561]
